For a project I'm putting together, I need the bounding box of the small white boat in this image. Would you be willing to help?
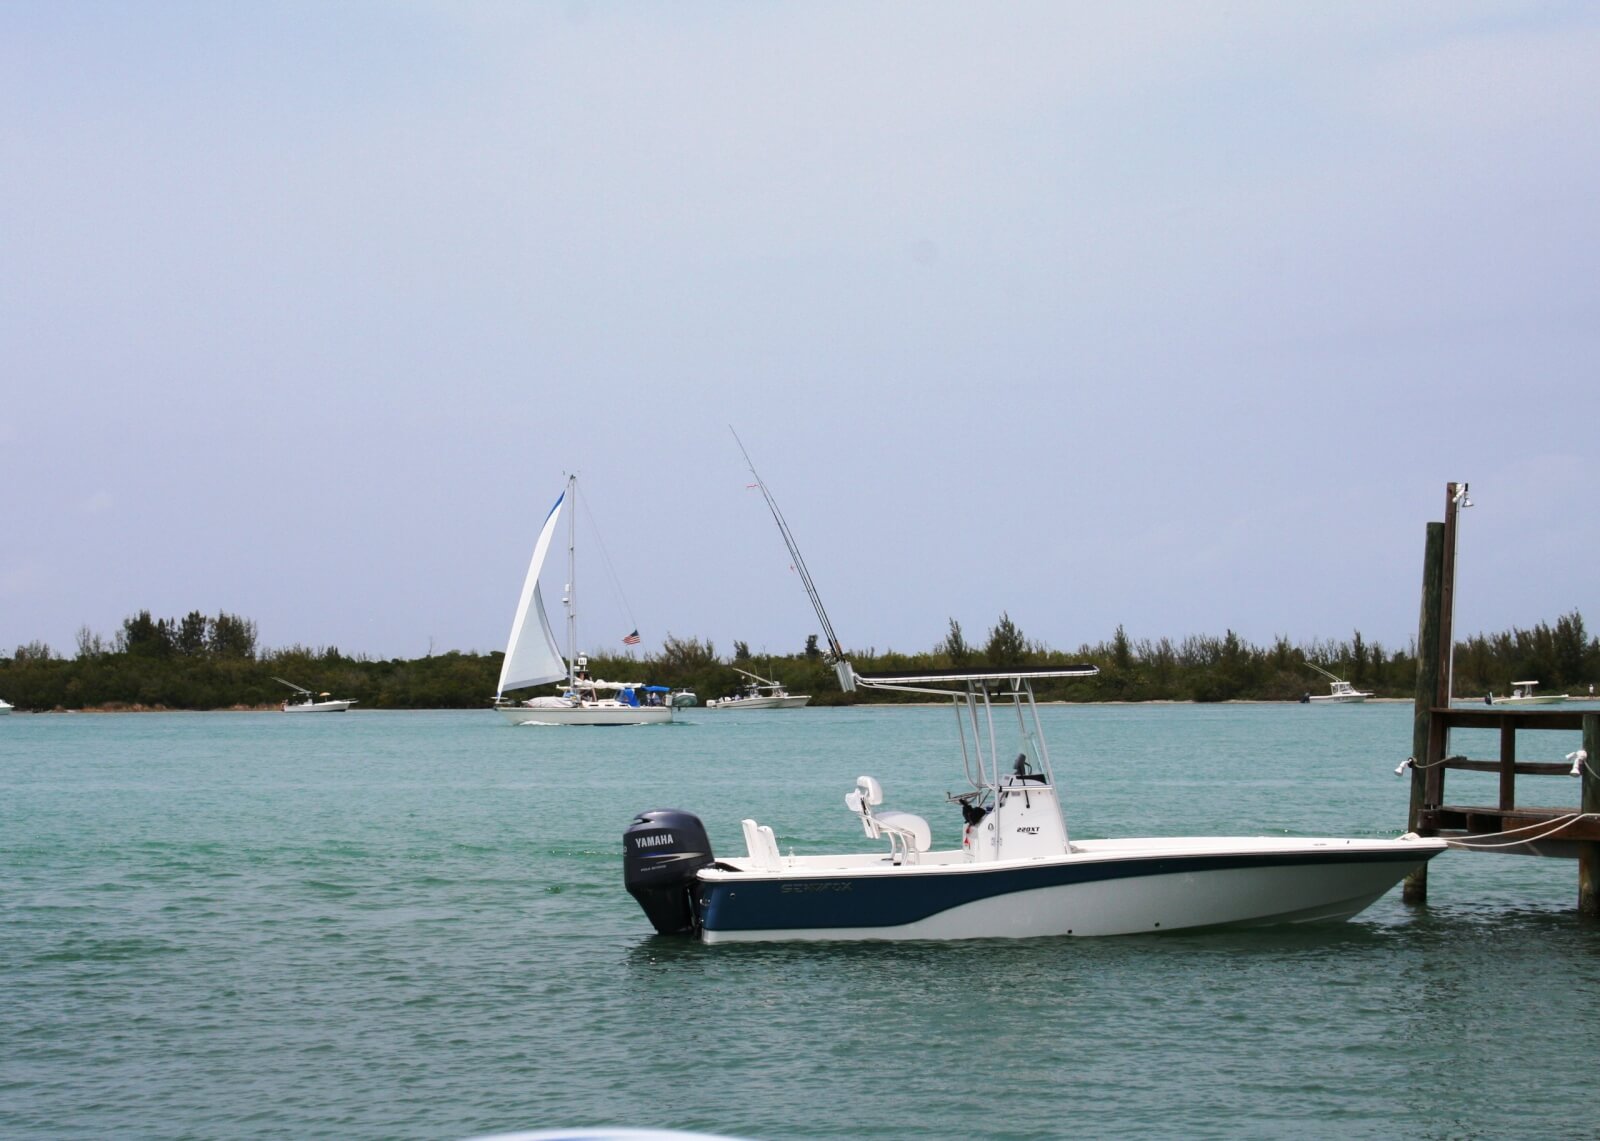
[706,667,811,710]
[274,677,356,712]
[494,475,673,727]
[621,440,1442,942]
[1484,680,1569,706]
[1300,663,1372,703]
[669,689,699,708]
[0,698,13,715]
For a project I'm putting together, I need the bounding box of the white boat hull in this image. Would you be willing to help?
[1307,694,1369,704]
[706,695,811,710]
[693,836,1445,942]
[1491,695,1568,706]
[498,703,673,726]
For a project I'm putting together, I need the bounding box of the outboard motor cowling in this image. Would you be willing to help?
[623,809,715,935]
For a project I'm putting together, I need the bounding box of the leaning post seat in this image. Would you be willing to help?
[844,775,931,862]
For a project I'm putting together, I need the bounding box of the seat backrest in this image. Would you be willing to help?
[740,818,782,870]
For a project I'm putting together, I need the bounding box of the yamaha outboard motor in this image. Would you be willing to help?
[623,809,715,935]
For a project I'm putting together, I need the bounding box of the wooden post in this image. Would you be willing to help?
[1405,519,1445,903]
[1580,714,1600,918]
[1498,719,1516,812]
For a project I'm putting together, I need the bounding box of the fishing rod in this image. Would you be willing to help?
[729,427,845,665]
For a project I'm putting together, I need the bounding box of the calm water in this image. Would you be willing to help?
[3,703,1597,1140]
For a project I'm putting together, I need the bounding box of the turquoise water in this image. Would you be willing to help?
[2,703,1596,1140]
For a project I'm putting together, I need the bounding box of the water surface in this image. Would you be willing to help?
[2,704,1595,1139]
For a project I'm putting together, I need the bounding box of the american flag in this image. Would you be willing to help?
[622,630,641,646]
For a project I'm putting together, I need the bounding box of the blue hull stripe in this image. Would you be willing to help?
[698,850,1430,932]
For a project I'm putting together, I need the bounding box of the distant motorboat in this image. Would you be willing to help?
[493,475,673,727]
[1484,681,1569,706]
[1300,663,1373,704]
[0,697,12,715]
[274,677,356,713]
[669,689,699,708]
[706,667,811,710]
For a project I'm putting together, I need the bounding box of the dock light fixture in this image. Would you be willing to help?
[1395,757,1414,776]
[1569,749,1588,777]
[1453,482,1472,509]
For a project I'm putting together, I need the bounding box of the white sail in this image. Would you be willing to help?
[497,488,569,697]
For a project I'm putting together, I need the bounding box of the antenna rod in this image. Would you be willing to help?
[730,427,844,661]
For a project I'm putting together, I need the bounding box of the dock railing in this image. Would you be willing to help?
[1403,483,1600,914]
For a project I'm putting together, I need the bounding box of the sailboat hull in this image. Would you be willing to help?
[694,836,1444,942]
[497,704,673,726]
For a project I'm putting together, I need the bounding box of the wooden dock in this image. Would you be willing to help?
[1403,483,1600,914]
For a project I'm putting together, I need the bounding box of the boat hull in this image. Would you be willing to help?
[706,696,811,710]
[694,836,1445,942]
[1307,694,1368,703]
[498,704,673,726]
[284,701,354,712]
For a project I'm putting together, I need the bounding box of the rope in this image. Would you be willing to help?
[1395,753,1464,773]
[1396,750,1592,777]
[1398,749,1599,848]
[1443,811,1600,850]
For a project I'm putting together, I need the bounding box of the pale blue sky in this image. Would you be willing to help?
[3,2,1596,663]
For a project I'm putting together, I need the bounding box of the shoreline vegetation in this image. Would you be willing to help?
[1,609,1595,714]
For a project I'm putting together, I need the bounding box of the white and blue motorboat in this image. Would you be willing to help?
[622,436,1445,942]
[624,659,1445,942]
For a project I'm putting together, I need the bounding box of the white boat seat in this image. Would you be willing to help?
[873,809,932,854]
[844,775,931,860]
[740,818,782,871]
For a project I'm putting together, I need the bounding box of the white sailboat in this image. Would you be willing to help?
[495,476,673,726]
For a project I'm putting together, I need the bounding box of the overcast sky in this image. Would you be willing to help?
[3,1,1596,665]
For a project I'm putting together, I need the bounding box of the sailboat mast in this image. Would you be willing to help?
[566,473,577,690]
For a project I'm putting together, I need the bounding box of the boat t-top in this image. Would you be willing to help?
[620,438,1444,942]
[273,677,356,713]
[1300,663,1373,704]
[494,475,673,726]
[706,667,811,710]
[1485,680,1569,706]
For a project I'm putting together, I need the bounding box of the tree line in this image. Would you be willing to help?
[1,608,1595,712]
